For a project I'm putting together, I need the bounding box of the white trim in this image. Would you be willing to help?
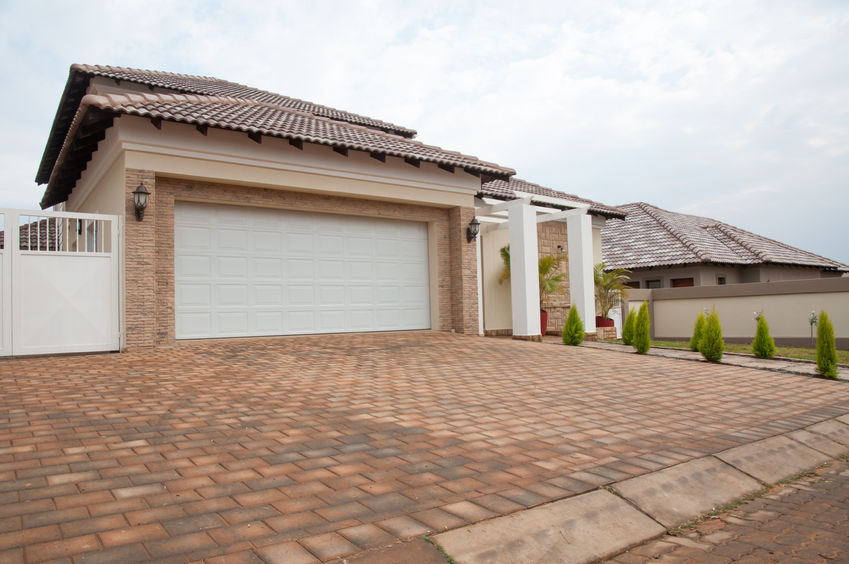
[514,190,591,211]
[476,230,484,336]
[537,207,588,224]
[475,196,532,217]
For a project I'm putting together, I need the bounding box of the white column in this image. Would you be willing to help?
[508,201,540,337]
[475,222,484,336]
[567,212,596,333]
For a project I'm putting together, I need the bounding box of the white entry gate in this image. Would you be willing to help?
[0,209,120,356]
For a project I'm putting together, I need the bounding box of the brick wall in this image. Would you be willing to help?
[123,169,156,348]
[122,170,478,347]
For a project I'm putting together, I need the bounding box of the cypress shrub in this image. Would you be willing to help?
[816,310,838,378]
[562,307,585,346]
[632,301,651,354]
[689,311,705,352]
[751,314,776,359]
[622,309,636,345]
[700,309,724,362]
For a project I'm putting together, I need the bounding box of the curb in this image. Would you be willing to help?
[427,415,849,564]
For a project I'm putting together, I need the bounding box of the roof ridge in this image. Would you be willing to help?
[635,202,710,262]
[706,222,768,261]
[72,64,219,82]
[712,221,847,268]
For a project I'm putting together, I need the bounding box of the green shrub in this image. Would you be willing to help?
[562,307,585,346]
[622,309,636,345]
[752,314,776,359]
[632,301,651,354]
[699,309,724,362]
[816,310,838,378]
[689,311,705,352]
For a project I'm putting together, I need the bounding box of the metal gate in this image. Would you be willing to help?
[0,209,120,356]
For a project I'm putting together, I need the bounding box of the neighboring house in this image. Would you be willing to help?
[602,202,848,288]
[34,64,621,349]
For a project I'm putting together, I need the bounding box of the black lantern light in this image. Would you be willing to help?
[132,183,150,221]
[466,217,480,242]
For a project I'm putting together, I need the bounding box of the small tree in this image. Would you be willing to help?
[594,263,631,320]
[689,311,706,352]
[562,307,585,346]
[816,310,838,378]
[632,301,651,354]
[700,309,724,362]
[751,313,776,359]
[622,309,636,345]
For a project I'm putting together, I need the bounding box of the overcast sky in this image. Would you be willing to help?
[1,0,847,263]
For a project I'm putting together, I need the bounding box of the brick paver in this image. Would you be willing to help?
[2,331,848,562]
[607,457,849,563]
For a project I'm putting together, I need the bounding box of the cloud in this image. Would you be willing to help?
[0,0,847,262]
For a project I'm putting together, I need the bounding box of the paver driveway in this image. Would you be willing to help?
[1,332,848,563]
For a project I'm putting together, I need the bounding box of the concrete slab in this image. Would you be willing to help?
[433,490,665,564]
[716,435,831,484]
[788,428,848,458]
[806,418,849,447]
[612,456,762,527]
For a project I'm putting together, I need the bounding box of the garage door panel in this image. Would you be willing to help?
[253,231,282,252]
[217,257,248,278]
[252,258,283,278]
[175,202,430,338]
[177,226,211,249]
[218,312,248,334]
[254,285,284,306]
[288,285,314,306]
[287,233,314,254]
[255,311,285,333]
[178,284,211,306]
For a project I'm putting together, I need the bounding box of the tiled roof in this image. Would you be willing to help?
[74,64,417,137]
[481,178,626,219]
[37,64,417,185]
[602,202,848,272]
[38,66,517,208]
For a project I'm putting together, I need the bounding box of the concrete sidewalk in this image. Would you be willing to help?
[577,339,849,381]
[368,414,849,564]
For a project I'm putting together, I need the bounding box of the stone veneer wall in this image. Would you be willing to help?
[122,169,479,348]
[537,221,571,335]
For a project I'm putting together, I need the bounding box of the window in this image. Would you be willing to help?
[717,276,727,285]
[671,277,694,288]
[646,279,662,289]
[625,281,640,289]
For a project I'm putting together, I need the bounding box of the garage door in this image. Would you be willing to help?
[175,202,430,339]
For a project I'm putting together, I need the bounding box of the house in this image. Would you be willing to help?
[34,64,621,350]
[602,202,848,289]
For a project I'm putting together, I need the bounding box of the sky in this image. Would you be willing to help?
[1,0,848,264]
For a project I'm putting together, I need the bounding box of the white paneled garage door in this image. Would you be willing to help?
[175,202,430,339]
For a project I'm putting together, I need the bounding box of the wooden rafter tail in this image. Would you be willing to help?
[370,152,386,162]
[438,163,455,173]
[289,138,304,150]
[150,116,162,130]
[196,124,208,136]
[404,157,420,168]
[332,146,349,157]
[247,131,262,144]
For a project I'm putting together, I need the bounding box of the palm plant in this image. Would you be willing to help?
[593,263,631,320]
[499,245,568,310]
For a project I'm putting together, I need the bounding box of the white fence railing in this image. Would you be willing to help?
[0,208,120,356]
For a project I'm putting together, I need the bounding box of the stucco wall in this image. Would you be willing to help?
[625,279,849,348]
